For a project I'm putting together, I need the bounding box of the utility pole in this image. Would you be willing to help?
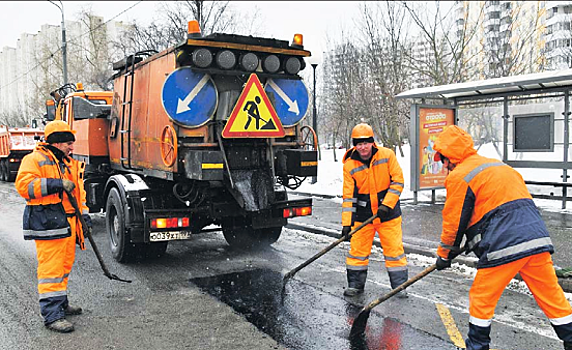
[49,0,68,85]
[311,63,318,184]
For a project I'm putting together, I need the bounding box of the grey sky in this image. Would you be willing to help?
[1,1,363,64]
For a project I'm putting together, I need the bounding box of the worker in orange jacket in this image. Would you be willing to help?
[341,123,408,297]
[15,120,91,333]
[433,125,572,350]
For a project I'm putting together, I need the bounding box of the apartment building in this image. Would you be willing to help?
[544,1,572,69]
[0,16,132,124]
[454,1,548,80]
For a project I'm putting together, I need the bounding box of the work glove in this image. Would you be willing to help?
[341,226,351,241]
[62,179,75,193]
[82,214,93,228]
[377,204,390,218]
[435,256,451,270]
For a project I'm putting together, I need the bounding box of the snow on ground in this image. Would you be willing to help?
[296,143,571,214]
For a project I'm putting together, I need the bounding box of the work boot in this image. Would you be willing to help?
[46,319,74,333]
[344,269,367,297]
[64,305,83,316]
[564,341,572,350]
[344,287,364,297]
[395,290,409,299]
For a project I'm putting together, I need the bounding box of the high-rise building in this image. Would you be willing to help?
[544,1,572,70]
[0,16,132,125]
[454,1,548,80]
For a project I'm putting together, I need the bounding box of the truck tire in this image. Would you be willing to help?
[0,160,7,182]
[222,219,282,250]
[106,187,136,262]
[6,162,15,182]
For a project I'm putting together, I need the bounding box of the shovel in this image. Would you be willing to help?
[349,264,436,339]
[65,189,132,283]
[349,248,467,339]
[281,213,378,297]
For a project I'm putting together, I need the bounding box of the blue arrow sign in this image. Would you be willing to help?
[162,67,218,127]
[264,78,309,126]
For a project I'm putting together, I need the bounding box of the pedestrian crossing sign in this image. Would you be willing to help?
[222,74,285,138]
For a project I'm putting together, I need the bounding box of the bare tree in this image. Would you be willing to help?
[356,1,412,153]
[75,6,114,90]
[321,33,363,152]
[114,1,264,54]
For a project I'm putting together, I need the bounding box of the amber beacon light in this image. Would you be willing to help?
[292,33,303,48]
[188,20,202,38]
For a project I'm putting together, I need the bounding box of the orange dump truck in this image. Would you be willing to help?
[0,125,43,182]
[49,21,318,262]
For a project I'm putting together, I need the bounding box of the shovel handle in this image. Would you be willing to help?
[64,189,132,283]
[283,214,378,281]
[364,264,436,312]
[362,247,467,312]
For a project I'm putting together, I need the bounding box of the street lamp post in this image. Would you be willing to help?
[49,0,68,85]
[311,63,318,184]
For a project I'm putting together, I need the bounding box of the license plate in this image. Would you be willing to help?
[150,231,191,242]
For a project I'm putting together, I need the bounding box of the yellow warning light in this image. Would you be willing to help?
[188,20,202,38]
[76,82,84,91]
[292,34,303,48]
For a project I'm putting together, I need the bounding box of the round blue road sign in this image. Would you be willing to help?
[264,78,309,126]
[162,67,218,127]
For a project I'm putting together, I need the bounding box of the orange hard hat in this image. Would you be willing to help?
[44,120,76,143]
[351,123,374,139]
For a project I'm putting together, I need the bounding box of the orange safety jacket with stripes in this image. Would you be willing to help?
[434,126,553,268]
[15,143,87,249]
[342,144,404,226]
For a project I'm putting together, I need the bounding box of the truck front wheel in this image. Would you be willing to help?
[106,187,136,262]
[0,160,7,182]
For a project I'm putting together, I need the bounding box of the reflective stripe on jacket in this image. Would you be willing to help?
[15,143,87,248]
[342,144,404,226]
[434,126,553,268]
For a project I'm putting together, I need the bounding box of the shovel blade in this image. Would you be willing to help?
[349,308,371,339]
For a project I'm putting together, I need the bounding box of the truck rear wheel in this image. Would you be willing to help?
[106,187,136,262]
[222,219,282,250]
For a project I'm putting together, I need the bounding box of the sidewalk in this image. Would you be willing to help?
[288,194,572,293]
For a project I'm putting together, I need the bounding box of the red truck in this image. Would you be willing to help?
[0,125,44,182]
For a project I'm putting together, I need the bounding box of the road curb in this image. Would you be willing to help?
[285,222,572,293]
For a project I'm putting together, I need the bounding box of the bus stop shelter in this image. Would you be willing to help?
[396,69,572,209]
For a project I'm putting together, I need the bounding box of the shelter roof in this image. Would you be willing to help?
[396,69,572,100]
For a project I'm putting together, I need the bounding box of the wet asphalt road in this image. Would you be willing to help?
[0,182,569,350]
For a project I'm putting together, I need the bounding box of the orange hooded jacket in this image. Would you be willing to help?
[15,143,87,249]
[433,125,552,268]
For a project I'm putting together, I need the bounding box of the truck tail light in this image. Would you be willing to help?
[283,206,312,218]
[151,217,190,229]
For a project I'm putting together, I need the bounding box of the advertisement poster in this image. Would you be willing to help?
[418,107,455,189]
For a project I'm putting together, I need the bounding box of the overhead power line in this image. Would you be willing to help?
[0,1,143,91]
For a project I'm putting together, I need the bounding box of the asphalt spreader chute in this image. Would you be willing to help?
[65,189,132,283]
[281,214,378,300]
